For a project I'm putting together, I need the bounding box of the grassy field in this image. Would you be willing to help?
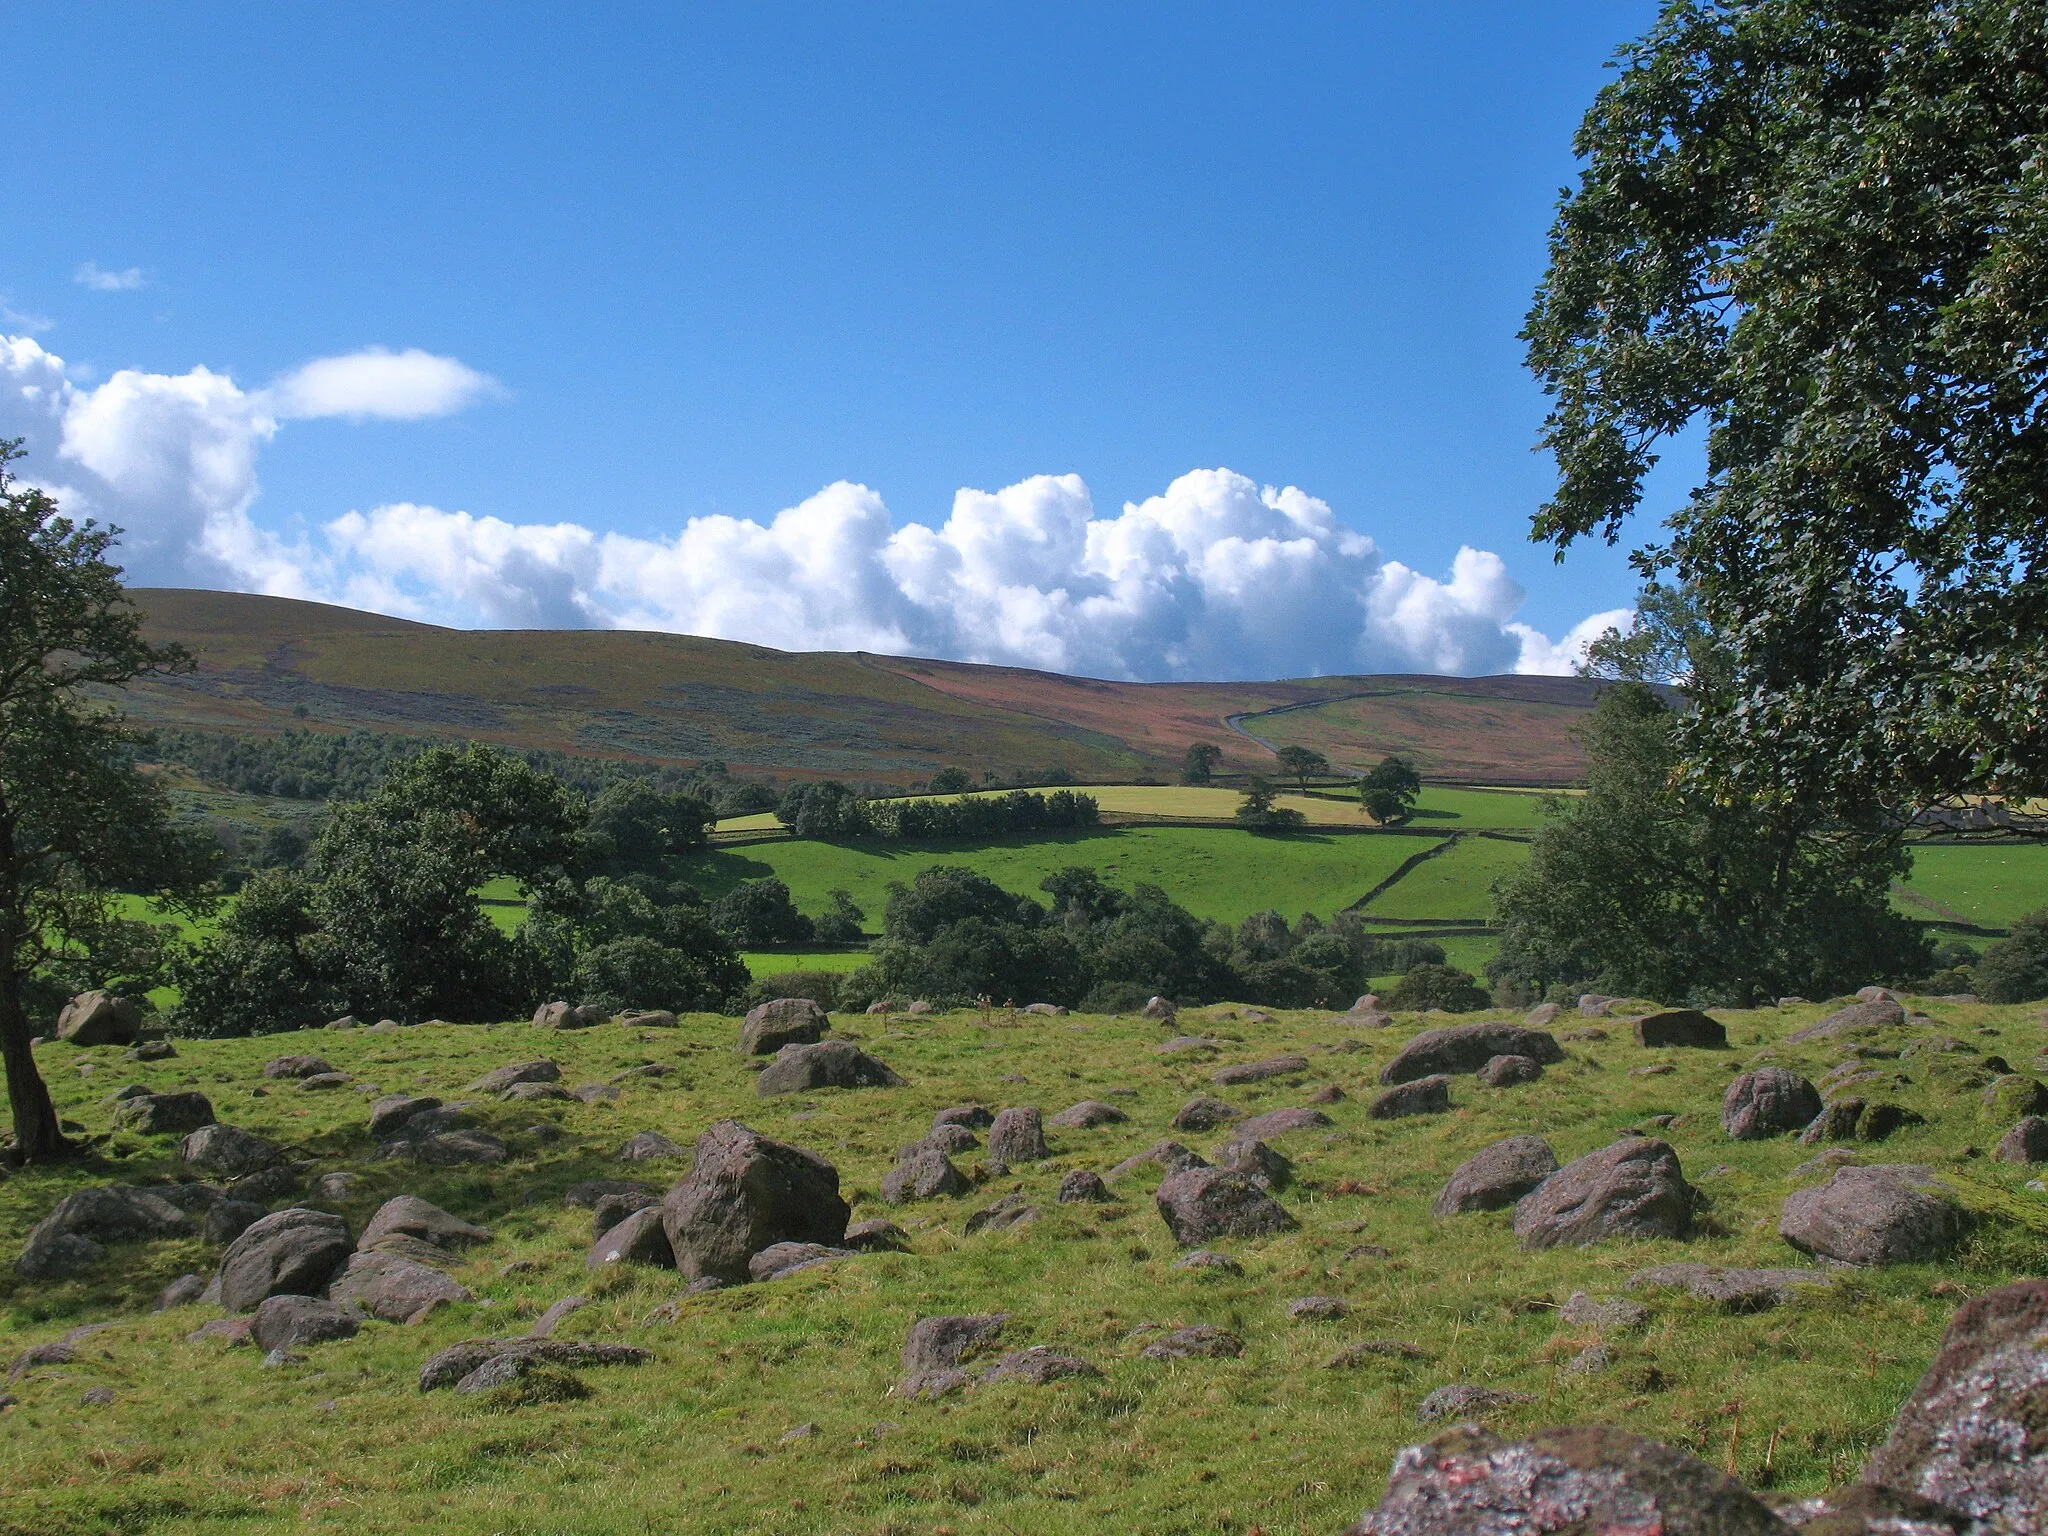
[1895,842,2048,932]
[742,949,874,976]
[1355,836,1532,922]
[3,994,2043,1535]
[675,828,1439,930]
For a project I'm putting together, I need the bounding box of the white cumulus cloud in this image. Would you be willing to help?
[74,263,149,292]
[0,331,1626,681]
[272,346,496,421]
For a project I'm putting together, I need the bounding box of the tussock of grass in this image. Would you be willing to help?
[3,995,2045,1533]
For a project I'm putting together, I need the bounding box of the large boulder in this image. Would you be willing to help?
[262,1055,334,1079]
[17,1184,190,1276]
[1862,1278,2048,1530]
[1432,1135,1559,1217]
[467,1060,559,1094]
[586,1207,674,1271]
[1172,1096,1239,1132]
[56,991,143,1046]
[328,1251,471,1321]
[1631,1009,1727,1048]
[1212,1055,1309,1086]
[1047,1100,1126,1130]
[533,1001,608,1030]
[216,1208,353,1312]
[368,1095,441,1140]
[1789,998,1907,1043]
[250,1295,361,1352]
[1995,1115,2048,1164]
[1368,1075,1453,1119]
[359,1196,493,1253]
[881,1148,969,1204]
[1341,1424,1787,1536]
[1379,1023,1564,1084]
[179,1123,280,1178]
[1779,1165,1960,1267]
[1722,1068,1822,1140]
[1981,1074,2048,1123]
[739,997,830,1056]
[1155,1166,1298,1245]
[1512,1138,1694,1250]
[114,1091,216,1135]
[661,1120,850,1284]
[755,1040,906,1096]
[987,1106,1048,1170]
[1236,1106,1335,1140]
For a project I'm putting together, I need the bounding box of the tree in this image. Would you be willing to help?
[1489,683,1928,1006]
[0,443,216,1160]
[1525,0,2048,819]
[812,888,866,944]
[1234,777,1306,832]
[1976,911,2048,1005]
[927,766,972,794]
[1385,963,1490,1013]
[776,780,869,839]
[1274,745,1330,793]
[709,877,815,947]
[585,780,715,869]
[1360,755,1422,825]
[1181,743,1223,786]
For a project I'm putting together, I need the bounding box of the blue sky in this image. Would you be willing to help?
[2,3,1678,680]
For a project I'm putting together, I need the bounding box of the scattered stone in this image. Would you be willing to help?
[980,1346,1101,1385]
[739,997,830,1056]
[1862,1277,2048,1529]
[565,1180,655,1210]
[113,1090,216,1135]
[1108,1140,1209,1180]
[79,1385,116,1406]
[933,1105,995,1130]
[617,1130,686,1161]
[215,1208,354,1312]
[528,1297,587,1338]
[1779,1164,1960,1266]
[17,1184,192,1277]
[1560,1292,1649,1330]
[1722,1068,1822,1140]
[1172,1095,1240,1132]
[56,990,144,1046]
[1629,1063,1676,1078]
[1176,1249,1241,1273]
[1628,1263,1830,1311]
[1768,1485,1976,1535]
[533,1001,608,1030]
[1631,1009,1727,1048]
[1369,1074,1453,1119]
[497,1080,570,1104]
[299,1072,353,1091]
[902,1123,978,1158]
[204,1200,266,1246]
[1307,1084,1348,1103]
[904,1000,934,1016]
[250,1295,361,1352]
[1216,1137,1292,1189]
[844,1218,908,1251]
[154,1273,207,1311]
[1523,1003,1563,1026]
[1140,1324,1242,1360]
[1433,1136,1560,1217]
[1056,1169,1111,1203]
[1141,996,1176,1022]
[881,1148,969,1203]
[1234,1106,1334,1140]
[1478,1053,1543,1086]
[587,1207,676,1271]
[1156,1035,1218,1055]
[750,1241,853,1280]
[1212,1055,1310,1086]
[368,1095,442,1140]
[757,1039,906,1095]
[1156,1166,1297,1244]
[569,1083,619,1104]
[1415,1385,1535,1423]
[1022,1002,1067,1016]
[1981,1074,2048,1122]
[618,1009,678,1029]
[1801,1098,1868,1143]
[1512,1138,1694,1250]
[332,1251,473,1320]
[383,1130,507,1165]
[361,1195,493,1253]
[421,1338,649,1395]
[1579,994,1616,1016]
[1995,1116,2048,1164]
[1790,998,1908,1043]
[468,1060,560,1094]
[180,1122,280,1178]
[1288,1296,1349,1321]
[987,1106,1048,1170]
[1380,1024,1564,1084]
[609,1063,675,1083]
[128,1039,177,1061]
[263,1055,335,1079]
[1048,1100,1126,1130]
[964,1193,1037,1234]
[1857,1103,1923,1141]
[661,1120,849,1285]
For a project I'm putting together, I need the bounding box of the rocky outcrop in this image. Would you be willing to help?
[1380,1024,1564,1084]
[1512,1139,1693,1250]
[216,1208,353,1312]
[755,1040,906,1095]
[1432,1136,1559,1217]
[739,997,830,1055]
[1779,1165,1960,1267]
[660,1120,849,1284]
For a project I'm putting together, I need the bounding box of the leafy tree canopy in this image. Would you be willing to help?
[1360,755,1422,825]
[1526,0,2048,816]
[1181,742,1223,786]
[1274,745,1330,792]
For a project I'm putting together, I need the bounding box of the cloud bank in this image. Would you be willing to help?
[0,333,1628,681]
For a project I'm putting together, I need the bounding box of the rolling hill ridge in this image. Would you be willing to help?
[122,589,1598,786]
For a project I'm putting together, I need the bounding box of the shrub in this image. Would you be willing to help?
[573,935,741,1014]
[810,889,866,944]
[1977,910,2048,1003]
[1385,963,1490,1012]
[709,878,815,946]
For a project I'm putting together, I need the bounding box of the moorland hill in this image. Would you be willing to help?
[122,590,1599,787]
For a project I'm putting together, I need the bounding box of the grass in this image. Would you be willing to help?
[1895,842,2048,933]
[4,992,2045,1534]
[742,949,874,976]
[674,827,1438,929]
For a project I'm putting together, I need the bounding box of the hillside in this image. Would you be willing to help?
[121,590,1600,787]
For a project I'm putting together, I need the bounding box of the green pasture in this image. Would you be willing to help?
[1356,835,1530,921]
[676,826,1431,929]
[3,996,2043,1534]
[741,948,874,976]
[1895,842,2048,932]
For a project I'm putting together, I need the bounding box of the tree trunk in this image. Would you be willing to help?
[0,955,69,1163]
